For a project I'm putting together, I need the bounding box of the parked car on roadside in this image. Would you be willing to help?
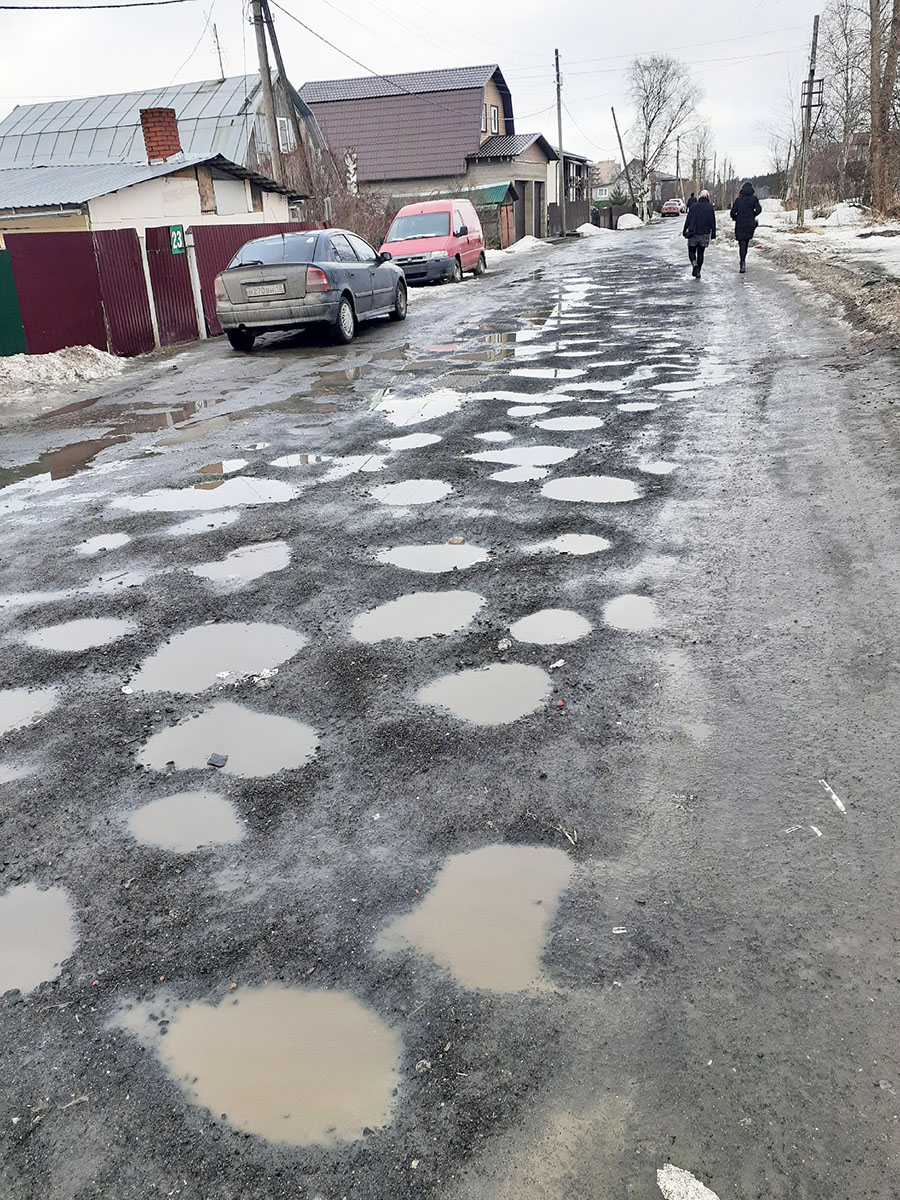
[379,198,486,285]
[214,229,407,351]
[661,198,686,216]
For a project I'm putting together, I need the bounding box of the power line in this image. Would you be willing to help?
[562,99,617,156]
[1,0,192,8]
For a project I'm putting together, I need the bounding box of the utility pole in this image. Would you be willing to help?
[262,1,305,156]
[212,22,224,80]
[555,49,567,237]
[676,134,683,202]
[611,106,638,212]
[251,0,283,185]
[711,151,717,206]
[797,13,820,228]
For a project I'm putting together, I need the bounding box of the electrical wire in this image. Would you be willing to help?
[167,0,215,86]
[1,0,192,8]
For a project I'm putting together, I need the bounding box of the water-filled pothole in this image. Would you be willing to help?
[417,663,552,725]
[371,480,452,506]
[639,459,677,475]
[618,402,660,412]
[0,883,76,993]
[510,608,592,645]
[192,541,290,585]
[544,533,612,555]
[137,702,319,777]
[509,367,585,379]
[508,405,551,416]
[468,446,576,468]
[127,790,245,852]
[128,623,306,693]
[491,466,548,482]
[351,591,484,642]
[379,432,441,452]
[376,543,489,573]
[165,511,241,537]
[375,388,466,426]
[473,431,514,443]
[542,476,641,504]
[377,844,573,991]
[603,594,660,631]
[113,478,299,513]
[24,617,137,652]
[74,532,131,556]
[0,687,59,737]
[535,416,605,431]
[117,985,401,1146]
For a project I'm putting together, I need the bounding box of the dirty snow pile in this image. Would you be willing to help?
[0,345,125,389]
[656,1163,720,1200]
[576,222,617,239]
[503,235,547,255]
[617,213,643,230]
[824,201,866,227]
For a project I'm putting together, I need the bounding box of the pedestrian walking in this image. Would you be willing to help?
[730,181,762,273]
[686,191,696,210]
[682,189,716,279]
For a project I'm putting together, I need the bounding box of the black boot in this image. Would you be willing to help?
[739,260,746,273]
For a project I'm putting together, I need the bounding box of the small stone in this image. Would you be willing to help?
[207,752,228,768]
[448,536,465,545]
[414,1059,431,1074]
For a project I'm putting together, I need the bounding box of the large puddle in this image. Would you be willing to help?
[0,686,59,737]
[25,617,137,652]
[377,844,573,992]
[508,405,551,416]
[375,388,467,426]
[127,790,245,852]
[192,541,291,585]
[468,445,576,468]
[618,402,660,412]
[351,590,484,643]
[491,466,548,482]
[128,623,306,693]
[0,883,77,994]
[376,542,489,573]
[417,663,552,725]
[535,416,605,431]
[542,476,642,504]
[603,594,660,631]
[74,532,131,556]
[137,702,319,777]
[544,533,612,556]
[510,608,592,645]
[113,477,299,513]
[379,432,441,452]
[119,985,401,1146]
[165,510,241,537]
[371,480,452,506]
[509,367,585,379]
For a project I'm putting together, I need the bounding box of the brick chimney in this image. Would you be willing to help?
[139,108,182,164]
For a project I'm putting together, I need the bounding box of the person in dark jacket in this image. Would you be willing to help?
[730,181,762,273]
[682,189,716,278]
[686,191,696,210]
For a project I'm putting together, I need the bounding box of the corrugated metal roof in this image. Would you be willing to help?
[470,133,558,162]
[389,181,518,206]
[299,65,499,104]
[0,75,260,167]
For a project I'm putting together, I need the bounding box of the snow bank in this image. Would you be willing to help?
[824,201,867,227]
[576,222,617,238]
[504,234,546,254]
[617,213,643,230]
[761,197,784,212]
[0,345,126,388]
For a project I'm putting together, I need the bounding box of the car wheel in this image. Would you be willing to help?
[332,294,356,344]
[450,256,463,283]
[473,252,487,276]
[389,280,408,321]
[226,329,255,353]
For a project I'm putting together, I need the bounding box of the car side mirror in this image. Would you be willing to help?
[457,225,468,236]
[378,251,392,262]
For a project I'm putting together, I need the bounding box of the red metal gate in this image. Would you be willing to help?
[93,228,155,357]
[5,232,107,355]
[145,225,196,346]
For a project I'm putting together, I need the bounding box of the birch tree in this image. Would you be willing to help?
[870,0,900,211]
[628,55,701,220]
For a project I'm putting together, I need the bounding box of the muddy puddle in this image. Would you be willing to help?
[128,622,306,693]
[473,431,514,443]
[371,479,452,506]
[74,532,131,556]
[128,790,245,852]
[639,459,677,475]
[510,608,592,645]
[603,594,660,631]
[376,543,489,573]
[199,460,247,475]
[0,686,59,737]
[535,416,605,431]
[379,432,441,452]
[0,883,76,993]
[618,402,660,412]
[377,844,572,992]
[417,663,552,725]
[352,590,484,643]
[544,533,612,556]
[542,476,642,504]
[113,477,299,514]
[192,541,290,585]
[468,446,576,468]
[270,453,330,467]
[138,701,319,778]
[118,985,400,1146]
[508,405,551,416]
[165,511,241,537]
[323,454,390,481]
[25,617,137,652]
[374,388,467,427]
[509,367,585,379]
[491,465,548,482]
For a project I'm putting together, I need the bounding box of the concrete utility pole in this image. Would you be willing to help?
[611,107,638,212]
[555,49,567,236]
[251,0,283,185]
[797,14,820,228]
[676,135,683,202]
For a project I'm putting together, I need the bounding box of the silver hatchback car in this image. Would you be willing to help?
[214,228,407,351]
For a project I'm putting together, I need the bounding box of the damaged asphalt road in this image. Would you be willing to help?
[2,225,900,1199]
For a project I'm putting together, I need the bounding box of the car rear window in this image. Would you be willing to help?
[385,212,451,242]
[228,234,319,268]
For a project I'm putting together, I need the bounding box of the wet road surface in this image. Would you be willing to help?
[3,226,900,1198]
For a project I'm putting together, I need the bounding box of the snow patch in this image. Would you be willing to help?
[0,345,126,390]
[617,213,643,231]
[824,201,867,227]
[576,222,617,239]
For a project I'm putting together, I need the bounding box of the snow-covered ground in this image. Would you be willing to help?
[757,198,900,282]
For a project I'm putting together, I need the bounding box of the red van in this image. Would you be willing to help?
[380,198,487,285]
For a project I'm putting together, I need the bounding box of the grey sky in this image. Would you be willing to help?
[0,0,815,175]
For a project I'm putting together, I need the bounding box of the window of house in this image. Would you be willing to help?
[250,184,264,212]
[277,116,295,153]
[490,105,499,134]
[481,103,487,133]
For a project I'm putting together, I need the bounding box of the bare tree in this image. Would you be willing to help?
[870,0,900,212]
[628,55,701,220]
[818,0,869,199]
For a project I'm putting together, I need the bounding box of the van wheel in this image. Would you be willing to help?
[450,256,463,283]
[473,252,487,276]
[389,280,408,321]
[332,295,356,344]
[226,329,255,352]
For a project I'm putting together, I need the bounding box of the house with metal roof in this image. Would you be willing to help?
[299,65,558,240]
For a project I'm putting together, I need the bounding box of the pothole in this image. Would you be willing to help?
[164,511,241,537]
[543,533,612,555]
[374,388,467,426]
[541,476,641,504]
[0,687,59,737]
[127,790,245,852]
[74,532,131,556]
[192,541,291,585]
[0,883,77,994]
[370,480,452,506]
[113,478,299,513]
[618,402,660,412]
[534,416,605,431]
[24,617,137,652]
[603,594,660,631]
[376,543,489,573]
[510,608,592,645]
[128,623,306,693]
[468,446,576,468]
[351,591,485,642]
[379,432,441,452]
[417,663,552,725]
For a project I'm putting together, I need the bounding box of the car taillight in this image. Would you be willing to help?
[306,266,329,293]
[214,275,228,303]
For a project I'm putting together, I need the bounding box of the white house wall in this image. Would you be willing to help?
[87,174,289,233]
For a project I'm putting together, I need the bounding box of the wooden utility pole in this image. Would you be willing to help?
[611,106,638,211]
[251,0,283,185]
[797,14,820,228]
[555,49,567,236]
[262,0,305,155]
[676,134,683,202]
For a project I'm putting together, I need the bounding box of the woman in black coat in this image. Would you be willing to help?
[730,181,762,273]
[682,190,716,278]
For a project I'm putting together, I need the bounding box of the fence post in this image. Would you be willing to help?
[185,228,208,341]
[137,231,161,349]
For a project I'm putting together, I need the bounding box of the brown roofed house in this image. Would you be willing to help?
[299,65,557,241]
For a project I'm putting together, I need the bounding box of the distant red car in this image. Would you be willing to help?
[662,198,686,216]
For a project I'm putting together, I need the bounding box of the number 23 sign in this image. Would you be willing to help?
[169,225,185,255]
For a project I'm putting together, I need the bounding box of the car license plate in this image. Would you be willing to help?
[245,283,285,298]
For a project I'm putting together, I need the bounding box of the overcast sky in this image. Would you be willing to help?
[0,0,815,175]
